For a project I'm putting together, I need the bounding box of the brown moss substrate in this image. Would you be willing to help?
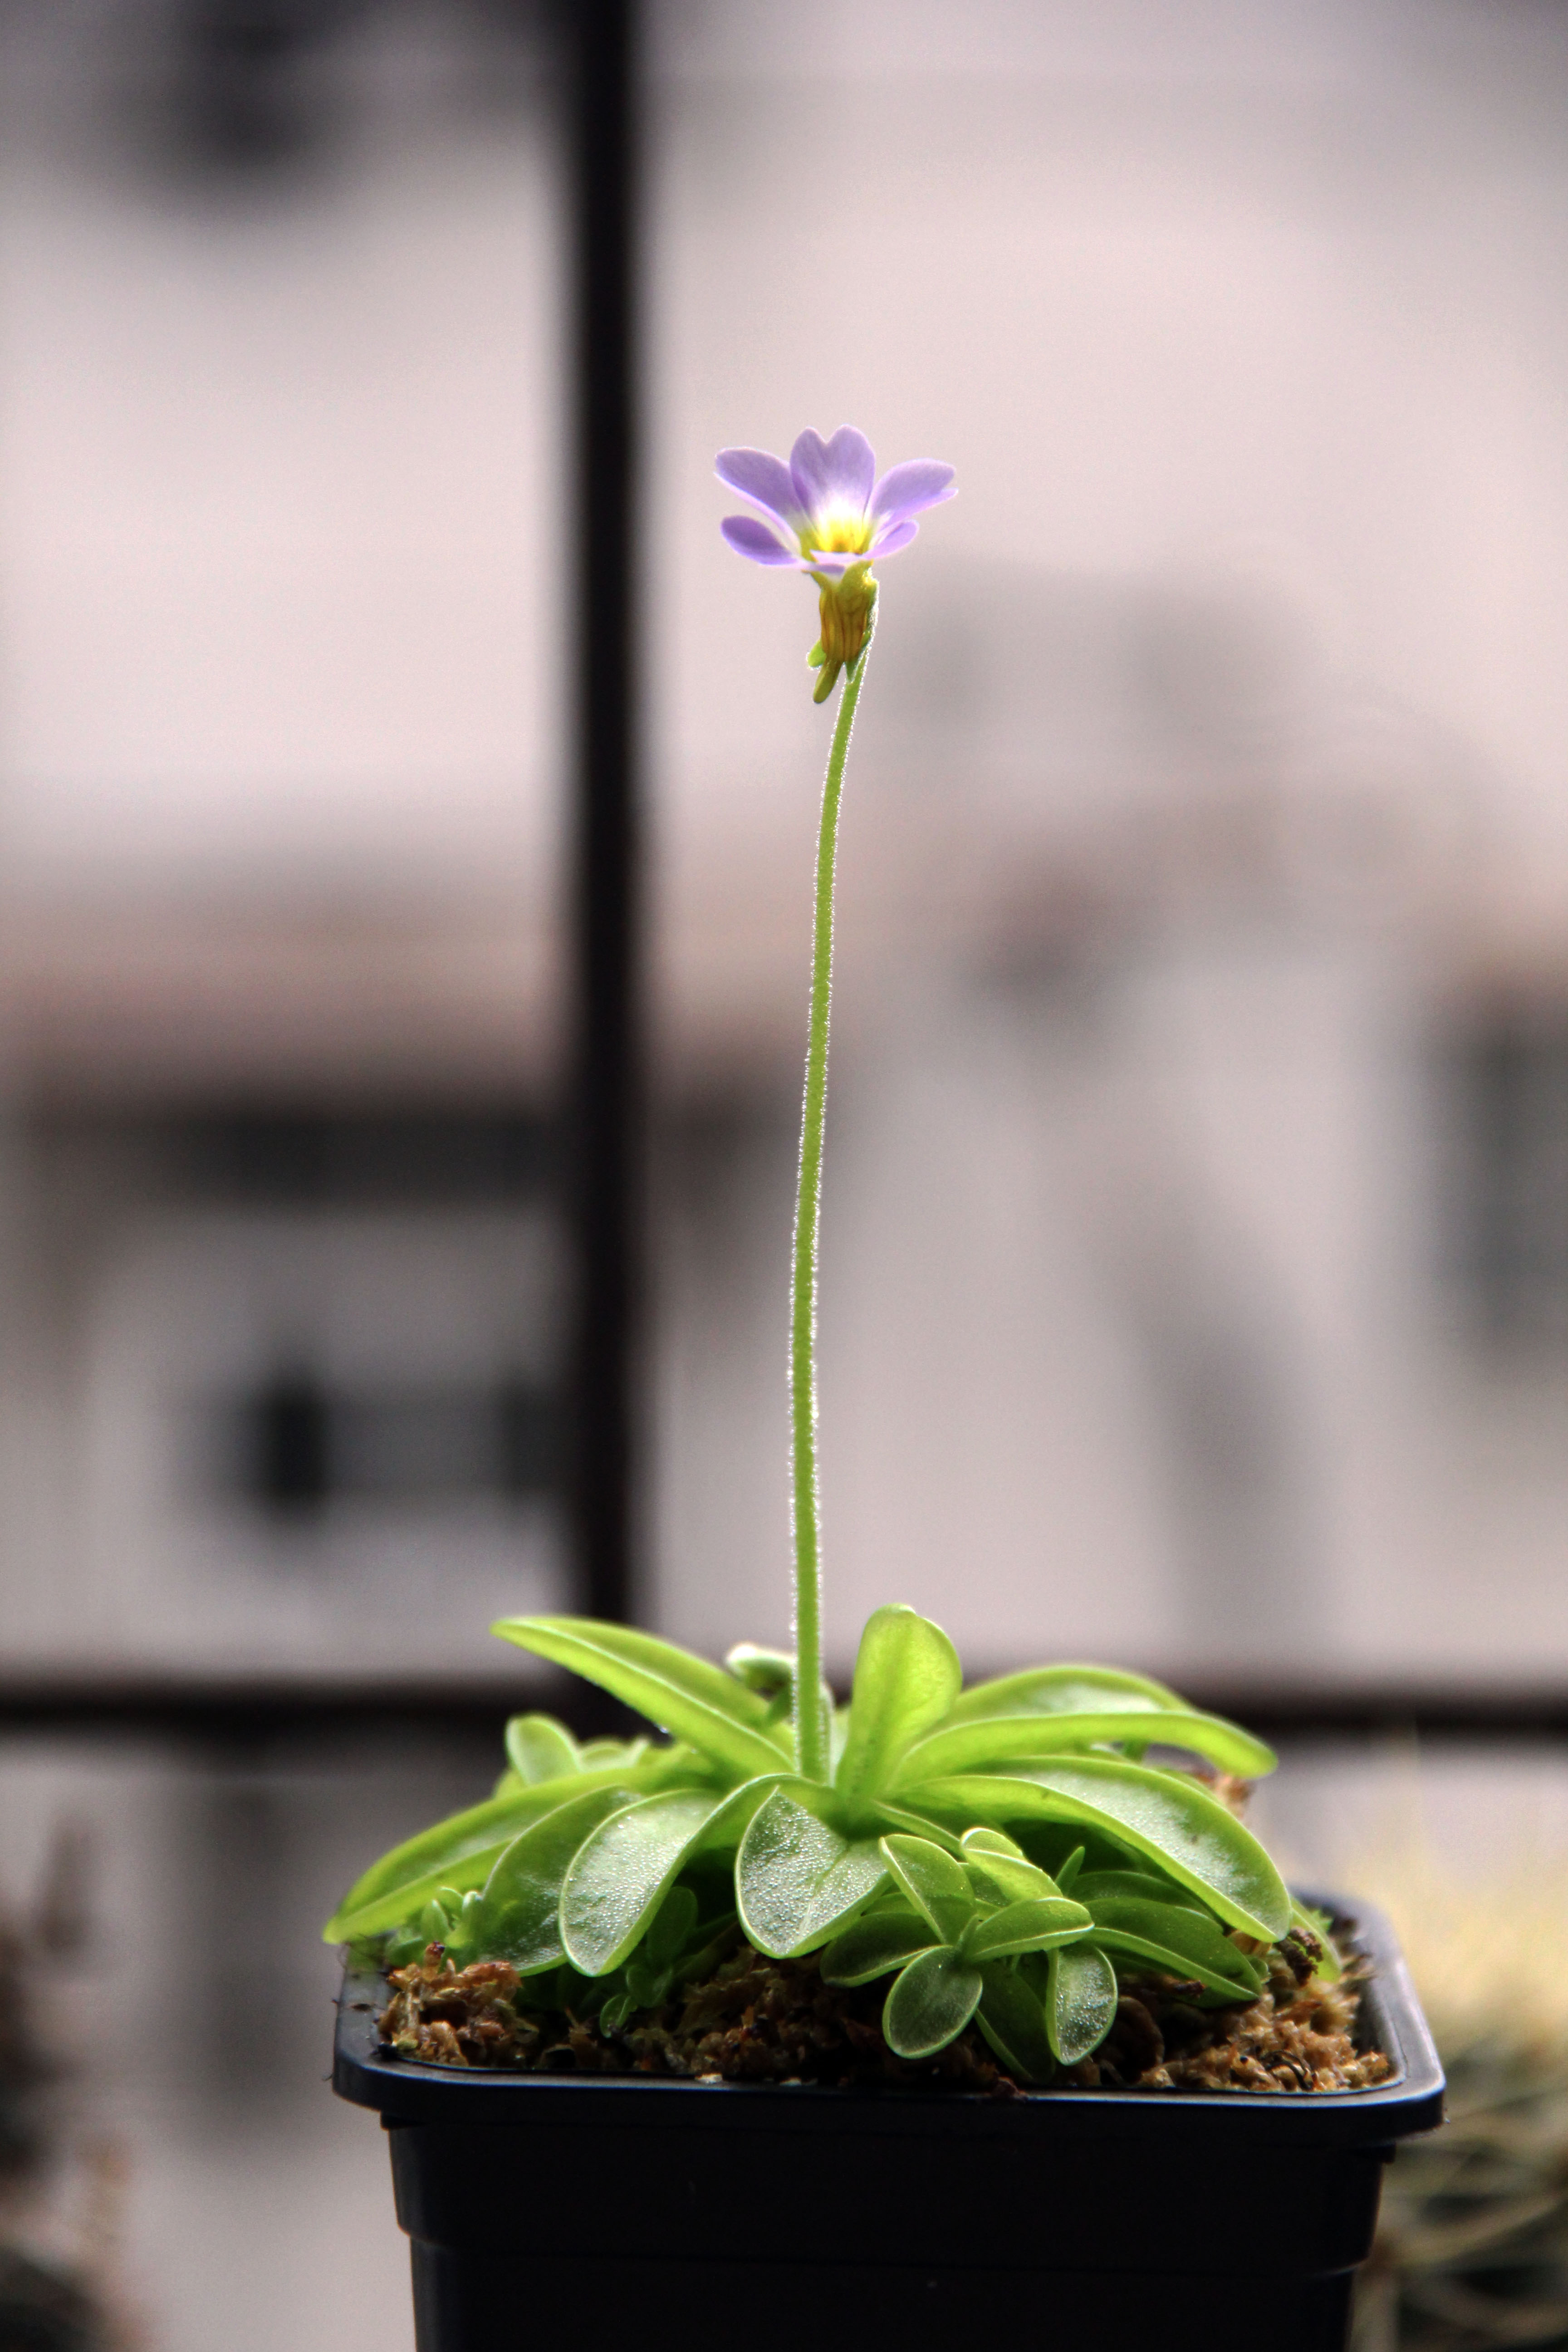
[375,1932,1392,2094]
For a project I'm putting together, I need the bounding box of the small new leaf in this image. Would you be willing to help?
[819,1904,937,1988]
[882,1946,984,2059]
[879,1834,974,1947]
[1047,1941,1119,2065]
[835,1606,962,1819]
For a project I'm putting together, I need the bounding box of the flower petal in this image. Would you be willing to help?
[870,461,956,526]
[867,516,919,559]
[721,514,804,567]
[715,446,803,533]
[791,426,876,524]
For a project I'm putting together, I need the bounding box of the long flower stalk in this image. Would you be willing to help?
[790,599,876,1782]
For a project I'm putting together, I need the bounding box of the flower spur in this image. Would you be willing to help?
[717,426,955,700]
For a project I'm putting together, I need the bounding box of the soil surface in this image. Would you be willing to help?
[374,1932,1392,2094]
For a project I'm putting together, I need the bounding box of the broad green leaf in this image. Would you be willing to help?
[491,1617,791,1781]
[819,1905,938,1987]
[323,1759,674,1941]
[961,1896,1091,1962]
[1074,1869,1209,1911]
[882,1946,984,2059]
[1047,1941,1119,2064]
[1088,1896,1266,2000]
[472,1788,636,1972]
[870,1801,964,1853]
[879,1835,975,1946]
[945,1663,1189,1725]
[975,1962,1056,2082]
[896,1706,1275,1786]
[562,1781,773,1976]
[504,1713,581,1786]
[736,1784,888,1958]
[835,1606,962,1817]
[898,1758,1291,1941]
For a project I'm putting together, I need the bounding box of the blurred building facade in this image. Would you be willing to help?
[0,0,1565,1692]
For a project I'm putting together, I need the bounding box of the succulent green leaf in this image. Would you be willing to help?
[835,1606,963,1816]
[504,1713,581,1786]
[975,1962,1057,2082]
[819,1904,938,1987]
[944,1663,1189,1725]
[897,1706,1275,1785]
[1047,1940,1119,2064]
[562,1783,769,1976]
[959,1829,1061,1908]
[899,1758,1291,1941]
[736,1784,889,1957]
[879,1834,975,1946]
[882,1945,984,2060]
[1088,1897,1267,2000]
[1074,1869,1207,1911]
[1056,1845,1086,1893]
[471,1787,636,1972]
[323,1759,674,1942]
[490,1617,791,1781]
[961,1896,1091,1962]
[579,1737,652,1769]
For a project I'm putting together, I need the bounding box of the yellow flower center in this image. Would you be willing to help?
[800,510,874,558]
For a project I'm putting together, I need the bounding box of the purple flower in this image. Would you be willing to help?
[716,427,955,698]
[717,427,955,577]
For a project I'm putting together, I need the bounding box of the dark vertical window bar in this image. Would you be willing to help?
[567,0,642,1627]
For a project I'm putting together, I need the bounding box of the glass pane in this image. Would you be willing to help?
[650,0,1568,1683]
[0,3,570,1673]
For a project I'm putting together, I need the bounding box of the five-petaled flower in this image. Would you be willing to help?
[717,426,955,700]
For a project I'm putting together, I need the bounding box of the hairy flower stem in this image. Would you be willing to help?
[791,598,877,1784]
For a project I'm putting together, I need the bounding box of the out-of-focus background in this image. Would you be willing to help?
[2,0,1568,2343]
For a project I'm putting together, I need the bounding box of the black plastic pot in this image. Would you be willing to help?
[334,1896,1442,2352]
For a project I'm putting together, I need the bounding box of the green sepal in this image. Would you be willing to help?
[812,658,843,704]
[504,1713,581,1786]
[736,1783,888,1958]
[562,1779,778,1976]
[902,1758,1291,1942]
[879,1834,974,1947]
[1046,1940,1119,2064]
[835,1606,962,1822]
[882,1945,984,2060]
[469,1786,638,1973]
[819,1904,937,1988]
[490,1617,791,1783]
[960,1896,1090,1962]
[806,641,826,668]
[975,1961,1056,2082]
[897,1705,1275,1786]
